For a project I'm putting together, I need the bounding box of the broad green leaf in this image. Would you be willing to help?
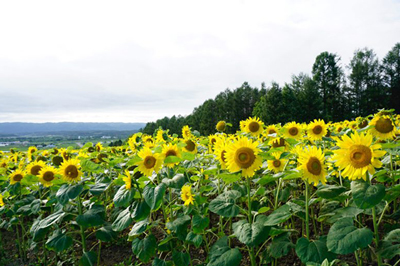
[296,236,336,264]
[30,218,50,241]
[351,180,385,209]
[192,215,209,234]
[38,210,65,229]
[233,215,270,247]
[46,231,73,252]
[316,185,347,199]
[76,205,105,228]
[264,204,292,226]
[166,215,191,241]
[80,251,97,266]
[181,152,195,161]
[164,156,182,164]
[96,226,117,242]
[89,183,109,196]
[129,220,148,237]
[56,184,83,205]
[218,173,241,184]
[327,217,373,254]
[209,190,241,218]
[131,234,157,263]
[162,174,186,189]
[113,185,135,208]
[112,207,133,232]
[207,236,242,266]
[172,251,190,266]
[379,229,400,259]
[143,183,166,211]
[185,232,202,248]
[269,232,294,258]
[326,206,363,224]
[131,200,151,222]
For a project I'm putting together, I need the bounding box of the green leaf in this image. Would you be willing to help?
[269,232,294,258]
[131,234,157,263]
[166,215,191,241]
[327,217,373,254]
[316,185,347,199]
[172,251,190,266]
[379,229,400,259]
[38,210,65,229]
[218,173,241,184]
[181,152,195,161]
[192,215,209,234]
[30,218,50,241]
[351,180,385,209]
[152,258,170,266]
[207,236,242,266]
[232,215,270,247]
[131,200,151,222]
[46,231,73,252]
[56,184,83,205]
[112,207,133,232]
[129,220,148,237]
[81,159,102,173]
[113,185,135,208]
[89,183,109,196]
[295,236,336,264]
[76,205,105,228]
[209,190,241,218]
[96,226,117,242]
[164,156,182,164]
[185,232,202,248]
[80,251,97,266]
[264,204,292,226]
[326,206,363,224]
[143,183,166,211]
[162,174,186,189]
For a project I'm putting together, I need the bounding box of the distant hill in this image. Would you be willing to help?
[0,122,146,135]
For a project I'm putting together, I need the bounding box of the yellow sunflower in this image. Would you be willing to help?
[369,115,397,140]
[10,169,25,185]
[38,165,57,187]
[267,152,288,173]
[225,136,262,178]
[307,119,327,141]
[244,117,264,136]
[28,146,38,160]
[283,122,303,140]
[216,121,227,132]
[95,142,103,152]
[268,137,290,151]
[142,135,155,148]
[59,159,82,182]
[182,125,192,140]
[214,137,228,169]
[265,125,279,135]
[0,194,4,206]
[136,147,163,176]
[122,170,132,190]
[183,139,197,154]
[333,131,386,181]
[297,146,327,186]
[26,161,46,176]
[208,134,219,152]
[181,185,194,206]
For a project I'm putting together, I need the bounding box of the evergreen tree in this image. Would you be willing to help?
[382,43,400,112]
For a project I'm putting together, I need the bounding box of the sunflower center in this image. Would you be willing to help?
[144,156,156,169]
[312,125,323,135]
[165,150,177,157]
[289,127,299,136]
[272,138,285,148]
[273,160,281,168]
[268,129,276,134]
[306,157,322,175]
[216,121,226,131]
[375,117,394,133]
[235,147,256,169]
[350,145,372,168]
[43,171,55,182]
[65,165,79,179]
[358,120,368,129]
[185,140,196,152]
[14,174,23,182]
[221,150,227,163]
[211,138,216,145]
[52,156,63,166]
[249,121,260,133]
[31,165,42,176]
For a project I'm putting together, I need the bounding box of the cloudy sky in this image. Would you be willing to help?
[0,0,399,123]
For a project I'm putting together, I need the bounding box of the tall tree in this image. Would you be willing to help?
[382,43,400,113]
[312,52,345,121]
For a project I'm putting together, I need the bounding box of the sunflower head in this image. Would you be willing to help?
[27,161,46,176]
[307,119,327,141]
[9,169,25,185]
[284,122,303,140]
[59,159,82,182]
[216,121,227,132]
[122,170,132,190]
[142,135,155,148]
[39,165,57,187]
[369,115,396,140]
[333,131,386,181]
[225,136,262,178]
[182,125,192,140]
[214,137,228,169]
[184,139,197,154]
[267,152,287,173]
[137,147,163,176]
[181,185,194,206]
[243,117,264,136]
[266,125,279,135]
[297,146,327,186]
[28,146,38,160]
[95,143,103,152]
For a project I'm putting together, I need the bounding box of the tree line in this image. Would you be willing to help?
[142,43,400,136]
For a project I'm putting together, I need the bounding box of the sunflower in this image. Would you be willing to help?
[28,146,38,160]
[369,115,397,140]
[181,185,194,206]
[265,125,279,135]
[59,148,70,160]
[38,165,57,187]
[183,139,197,154]
[10,169,25,185]
[0,194,4,206]
[307,119,327,141]
[122,170,132,190]
[267,152,288,173]
[142,135,155,148]
[333,131,386,181]
[297,146,327,186]
[283,122,303,140]
[244,117,264,136]
[208,134,219,152]
[59,159,82,182]
[182,125,192,139]
[95,142,103,152]
[214,137,228,169]
[269,137,290,151]
[216,121,227,132]
[26,161,46,176]
[136,147,163,176]
[225,136,262,178]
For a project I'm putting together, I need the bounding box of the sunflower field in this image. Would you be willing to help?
[1,111,400,266]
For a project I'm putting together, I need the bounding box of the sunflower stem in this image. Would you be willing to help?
[77,195,87,252]
[370,174,382,266]
[274,178,282,210]
[247,178,256,266]
[305,181,310,240]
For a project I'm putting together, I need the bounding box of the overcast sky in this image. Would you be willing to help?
[0,0,399,123]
